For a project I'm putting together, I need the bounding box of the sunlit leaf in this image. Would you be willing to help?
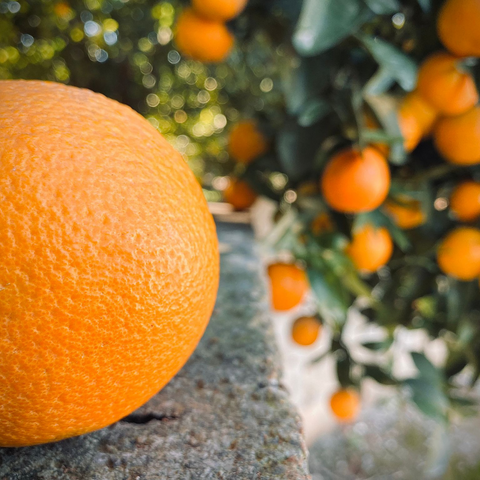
[293,0,372,56]
[357,33,418,91]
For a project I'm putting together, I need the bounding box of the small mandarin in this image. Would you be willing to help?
[437,227,480,280]
[223,178,257,210]
[398,91,438,152]
[228,120,268,164]
[438,0,480,58]
[416,52,478,117]
[346,224,393,273]
[384,197,426,229]
[192,0,248,21]
[321,147,391,214]
[291,316,322,346]
[434,106,480,165]
[175,8,234,63]
[330,389,361,422]
[267,263,309,311]
[450,181,480,222]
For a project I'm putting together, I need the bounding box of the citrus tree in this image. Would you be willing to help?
[174,0,480,439]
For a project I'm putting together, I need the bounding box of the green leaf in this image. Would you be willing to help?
[364,0,401,14]
[411,352,444,385]
[361,339,392,351]
[357,33,418,91]
[293,0,372,56]
[416,0,431,12]
[404,377,448,421]
[364,364,397,385]
[298,99,331,127]
[363,67,396,95]
[276,119,325,181]
[307,264,351,323]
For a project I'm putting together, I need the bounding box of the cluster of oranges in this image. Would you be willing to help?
[223,120,269,210]
[317,0,480,279]
[267,262,360,422]
[175,0,247,63]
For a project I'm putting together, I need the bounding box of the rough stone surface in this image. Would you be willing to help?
[0,223,310,480]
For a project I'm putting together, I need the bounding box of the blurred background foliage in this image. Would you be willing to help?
[4,0,480,464]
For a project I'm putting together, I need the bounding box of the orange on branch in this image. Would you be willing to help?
[416,52,478,116]
[267,263,309,311]
[175,8,234,63]
[438,0,480,58]
[437,227,480,280]
[434,106,480,165]
[346,224,393,273]
[228,120,268,164]
[223,178,257,210]
[450,181,480,222]
[291,316,322,346]
[398,91,438,152]
[192,0,248,21]
[0,81,219,447]
[330,389,361,422]
[321,147,391,214]
[384,196,426,229]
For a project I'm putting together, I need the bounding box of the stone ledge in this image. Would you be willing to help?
[0,222,310,480]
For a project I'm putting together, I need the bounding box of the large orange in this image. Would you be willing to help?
[228,120,268,164]
[398,91,438,152]
[438,0,480,58]
[321,147,391,213]
[450,181,480,222]
[330,388,360,422]
[192,0,248,21]
[434,106,480,165]
[383,196,426,229]
[346,224,393,273]
[267,263,309,311]
[223,178,257,210]
[437,227,480,280]
[175,8,234,63]
[0,81,219,447]
[416,52,478,116]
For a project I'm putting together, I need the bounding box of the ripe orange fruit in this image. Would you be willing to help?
[321,147,391,213]
[267,263,309,311]
[346,224,393,273]
[0,80,219,447]
[223,178,257,210]
[416,52,478,116]
[398,91,438,152]
[291,316,322,346]
[438,0,480,58]
[330,389,360,422]
[434,106,480,165]
[450,181,480,222]
[437,227,480,280]
[192,0,248,21]
[228,120,268,164]
[175,8,234,63]
[383,196,426,229]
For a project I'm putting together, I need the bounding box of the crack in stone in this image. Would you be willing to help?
[120,413,180,425]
